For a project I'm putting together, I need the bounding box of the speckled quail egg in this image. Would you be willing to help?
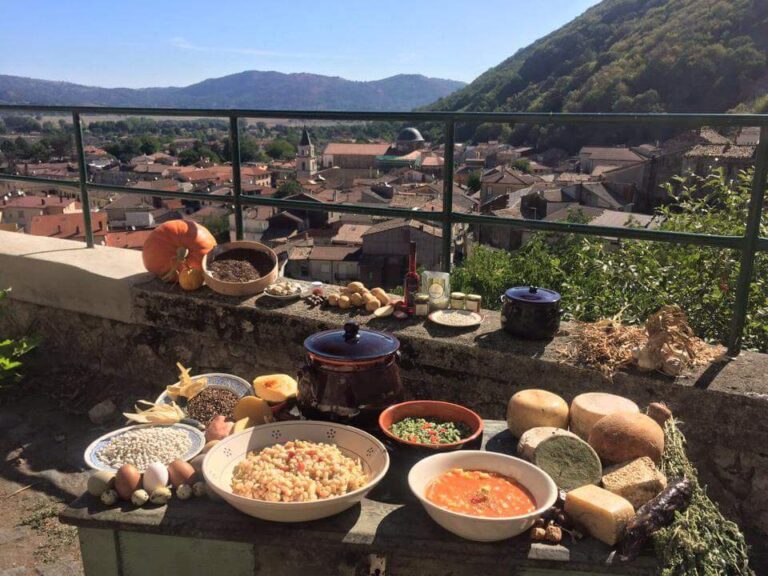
[100,489,119,506]
[150,486,172,505]
[192,481,206,498]
[131,489,149,507]
[176,484,193,500]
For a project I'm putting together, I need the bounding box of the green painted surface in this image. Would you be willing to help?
[78,527,119,576]
[119,532,254,576]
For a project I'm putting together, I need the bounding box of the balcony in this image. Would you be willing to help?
[1,105,768,573]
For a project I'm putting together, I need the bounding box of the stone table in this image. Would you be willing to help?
[60,421,658,576]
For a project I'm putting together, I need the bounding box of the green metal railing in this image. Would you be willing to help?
[0,105,766,355]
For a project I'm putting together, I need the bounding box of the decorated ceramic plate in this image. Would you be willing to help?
[428,309,483,328]
[263,282,304,300]
[154,373,253,407]
[83,423,206,472]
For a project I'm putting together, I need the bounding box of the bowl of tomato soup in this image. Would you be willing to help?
[408,450,557,541]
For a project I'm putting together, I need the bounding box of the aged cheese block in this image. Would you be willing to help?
[565,484,635,546]
[570,392,639,439]
[506,389,569,438]
[517,426,579,461]
[589,412,665,464]
[602,457,667,509]
[533,434,602,491]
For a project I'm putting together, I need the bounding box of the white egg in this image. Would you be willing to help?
[142,462,169,493]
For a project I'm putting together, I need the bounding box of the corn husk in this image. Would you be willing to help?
[124,400,184,424]
[165,362,207,400]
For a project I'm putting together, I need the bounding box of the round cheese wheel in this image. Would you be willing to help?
[588,412,665,464]
[534,434,602,491]
[517,426,579,461]
[506,389,569,438]
[570,392,639,440]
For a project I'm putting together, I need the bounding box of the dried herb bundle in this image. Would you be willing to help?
[561,306,724,378]
[560,316,646,378]
[654,419,754,576]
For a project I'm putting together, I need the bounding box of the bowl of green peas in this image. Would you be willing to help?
[379,400,484,451]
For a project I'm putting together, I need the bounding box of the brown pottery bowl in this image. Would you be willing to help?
[379,400,484,451]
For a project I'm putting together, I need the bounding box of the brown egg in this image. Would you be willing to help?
[168,459,196,487]
[115,464,141,500]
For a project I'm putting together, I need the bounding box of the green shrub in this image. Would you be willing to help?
[453,169,768,351]
[0,289,38,389]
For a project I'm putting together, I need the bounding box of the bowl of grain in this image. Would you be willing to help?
[202,420,390,522]
[202,240,278,296]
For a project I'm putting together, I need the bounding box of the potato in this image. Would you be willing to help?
[205,415,233,442]
[350,293,363,307]
[338,295,351,309]
[347,282,365,293]
[371,287,389,306]
[327,293,340,306]
[365,299,380,313]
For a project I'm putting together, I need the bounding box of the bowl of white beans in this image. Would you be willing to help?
[203,421,389,522]
[83,423,206,472]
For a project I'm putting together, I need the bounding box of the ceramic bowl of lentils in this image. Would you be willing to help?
[155,373,254,426]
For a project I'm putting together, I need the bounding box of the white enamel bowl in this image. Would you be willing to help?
[203,421,390,522]
[408,450,558,541]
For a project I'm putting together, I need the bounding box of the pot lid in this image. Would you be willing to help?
[304,321,400,361]
[504,286,561,304]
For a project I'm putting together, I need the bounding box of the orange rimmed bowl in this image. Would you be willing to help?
[378,400,484,451]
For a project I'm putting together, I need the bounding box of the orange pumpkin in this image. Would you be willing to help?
[142,221,216,282]
[179,267,205,291]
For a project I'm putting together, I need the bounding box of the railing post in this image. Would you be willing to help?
[727,125,768,355]
[229,116,244,241]
[441,119,455,272]
[72,112,94,248]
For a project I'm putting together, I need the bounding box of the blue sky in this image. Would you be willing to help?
[0,0,600,88]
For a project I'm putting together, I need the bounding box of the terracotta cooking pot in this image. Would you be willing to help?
[297,321,403,430]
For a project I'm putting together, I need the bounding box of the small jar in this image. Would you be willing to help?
[466,294,482,313]
[450,292,466,310]
[414,293,430,317]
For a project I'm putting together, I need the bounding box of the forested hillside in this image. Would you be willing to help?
[428,0,767,149]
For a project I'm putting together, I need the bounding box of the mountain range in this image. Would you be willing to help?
[0,71,465,112]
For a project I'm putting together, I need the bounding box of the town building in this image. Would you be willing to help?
[0,195,81,232]
[360,219,444,288]
[479,166,538,206]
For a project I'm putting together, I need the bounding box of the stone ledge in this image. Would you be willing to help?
[0,230,153,323]
[1,234,767,567]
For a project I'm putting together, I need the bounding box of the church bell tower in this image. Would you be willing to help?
[296,127,317,179]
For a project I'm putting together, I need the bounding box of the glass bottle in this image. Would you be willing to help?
[404,241,420,316]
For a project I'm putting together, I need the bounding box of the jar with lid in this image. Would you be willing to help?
[422,271,450,310]
[450,292,466,310]
[466,294,482,313]
[414,294,430,317]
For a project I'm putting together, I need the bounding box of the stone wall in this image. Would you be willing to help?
[2,231,768,567]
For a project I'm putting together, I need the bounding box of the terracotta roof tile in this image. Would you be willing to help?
[323,143,391,156]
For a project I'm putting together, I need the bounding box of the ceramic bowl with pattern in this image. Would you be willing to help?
[154,373,253,407]
[83,423,206,472]
[203,421,389,522]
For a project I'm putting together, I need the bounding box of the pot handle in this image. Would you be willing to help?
[499,294,507,304]
[343,321,360,343]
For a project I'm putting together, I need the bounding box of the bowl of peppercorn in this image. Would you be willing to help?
[155,373,254,426]
[379,400,483,452]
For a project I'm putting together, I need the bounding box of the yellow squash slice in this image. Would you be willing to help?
[253,374,298,403]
